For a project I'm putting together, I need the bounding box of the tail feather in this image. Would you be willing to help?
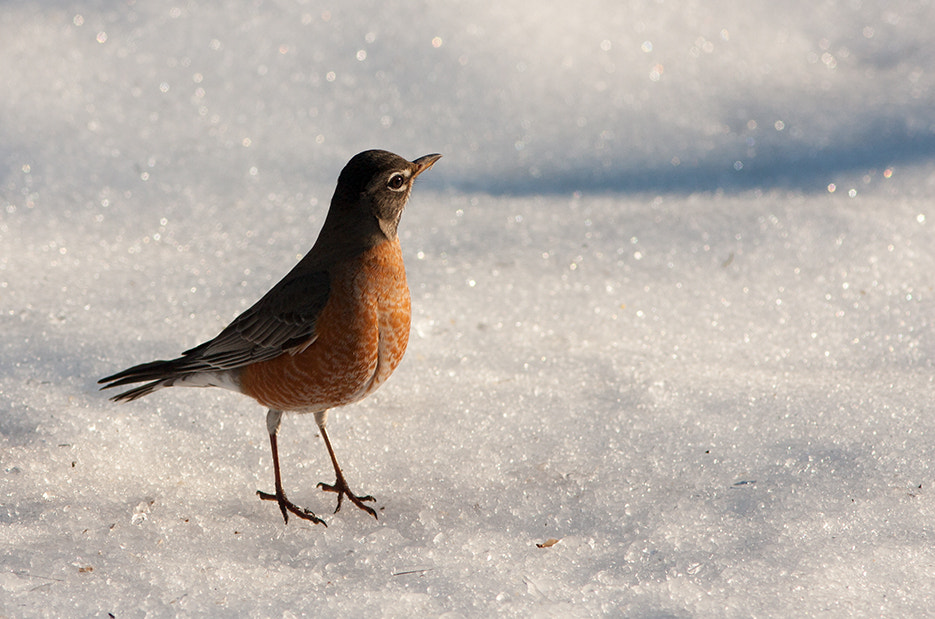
[100,356,241,402]
[99,358,188,402]
[107,379,171,402]
[98,358,185,388]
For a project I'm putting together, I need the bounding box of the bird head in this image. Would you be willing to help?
[332,150,442,241]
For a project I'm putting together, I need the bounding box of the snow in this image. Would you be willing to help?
[2,0,935,616]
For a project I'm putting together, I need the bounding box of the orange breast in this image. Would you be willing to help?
[239,239,411,412]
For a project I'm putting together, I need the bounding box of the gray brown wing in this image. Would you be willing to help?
[182,269,331,369]
[99,269,330,389]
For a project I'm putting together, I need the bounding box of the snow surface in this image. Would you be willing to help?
[2,0,935,616]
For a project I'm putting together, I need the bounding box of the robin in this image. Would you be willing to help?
[99,149,441,526]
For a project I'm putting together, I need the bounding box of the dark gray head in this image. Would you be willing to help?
[331,149,441,240]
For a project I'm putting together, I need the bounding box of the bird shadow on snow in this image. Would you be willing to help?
[0,336,147,446]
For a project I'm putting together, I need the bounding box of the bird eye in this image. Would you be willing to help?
[387,172,407,191]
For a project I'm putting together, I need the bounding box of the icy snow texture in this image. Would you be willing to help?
[2,0,935,617]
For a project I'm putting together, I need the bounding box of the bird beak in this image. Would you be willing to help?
[412,153,442,178]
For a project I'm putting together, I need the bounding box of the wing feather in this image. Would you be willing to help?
[99,269,331,389]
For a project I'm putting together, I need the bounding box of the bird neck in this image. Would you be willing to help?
[310,208,393,264]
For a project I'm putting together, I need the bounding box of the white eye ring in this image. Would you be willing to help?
[387,172,408,191]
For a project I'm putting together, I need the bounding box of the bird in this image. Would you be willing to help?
[99,149,441,526]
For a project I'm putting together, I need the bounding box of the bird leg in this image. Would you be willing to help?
[316,424,378,520]
[257,410,326,526]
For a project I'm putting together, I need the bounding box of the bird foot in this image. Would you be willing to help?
[317,477,378,520]
[257,489,327,526]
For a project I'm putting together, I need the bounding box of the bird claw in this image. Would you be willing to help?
[257,489,327,526]
[317,479,378,520]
